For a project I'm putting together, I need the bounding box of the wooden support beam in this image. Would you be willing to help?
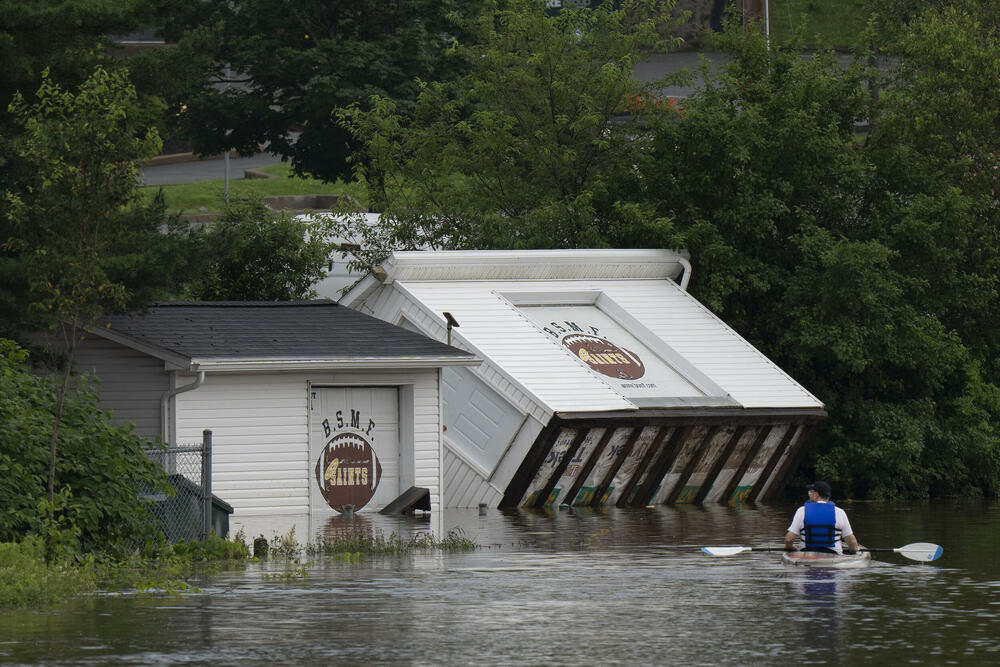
[762,421,819,503]
[693,426,747,505]
[633,425,693,507]
[718,425,772,504]
[590,427,641,506]
[615,427,672,507]
[499,419,562,509]
[744,423,798,504]
[532,428,590,509]
[666,426,720,504]
[562,428,615,506]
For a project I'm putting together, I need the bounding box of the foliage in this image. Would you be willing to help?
[183,195,338,301]
[0,0,150,150]
[2,66,194,340]
[645,16,1000,499]
[2,66,194,518]
[0,538,96,609]
[152,0,487,183]
[337,0,680,258]
[169,535,251,562]
[0,339,169,557]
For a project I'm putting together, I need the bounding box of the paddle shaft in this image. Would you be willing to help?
[702,541,942,561]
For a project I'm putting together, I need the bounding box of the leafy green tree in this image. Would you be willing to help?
[645,18,1000,499]
[0,339,167,557]
[337,0,680,254]
[3,67,192,508]
[185,196,338,301]
[850,0,1000,497]
[154,0,487,182]
[0,1,155,185]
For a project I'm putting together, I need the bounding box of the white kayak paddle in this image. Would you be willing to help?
[701,542,943,562]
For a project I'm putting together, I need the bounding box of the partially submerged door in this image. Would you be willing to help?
[310,387,399,514]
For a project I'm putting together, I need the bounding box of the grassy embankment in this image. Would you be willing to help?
[766,0,870,49]
[141,163,366,216]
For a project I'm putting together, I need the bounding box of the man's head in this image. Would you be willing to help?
[807,480,832,500]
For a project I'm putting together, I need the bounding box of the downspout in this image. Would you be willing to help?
[160,371,206,444]
[677,256,692,291]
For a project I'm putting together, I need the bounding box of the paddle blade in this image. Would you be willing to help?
[895,542,943,562]
[701,546,751,557]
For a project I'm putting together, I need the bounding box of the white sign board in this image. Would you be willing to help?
[518,305,704,400]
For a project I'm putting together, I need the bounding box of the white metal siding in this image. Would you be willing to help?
[393,279,822,411]
[441,365,524,475]
[442,445,503,508]
[600,281,821,409]
[174,368,441,519]
[363,283,553,424]
[397,281,637,414]
[74,336,169,440]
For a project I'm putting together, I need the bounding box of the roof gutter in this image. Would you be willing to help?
[188,356,481,372]
[160,371,205,444]
[676,256,691,291]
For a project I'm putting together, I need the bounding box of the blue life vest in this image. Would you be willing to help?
[802,501,840,550]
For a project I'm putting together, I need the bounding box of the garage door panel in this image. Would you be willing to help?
[310,387,399,513]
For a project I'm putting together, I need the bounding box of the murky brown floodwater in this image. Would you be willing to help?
[1,500,998,665]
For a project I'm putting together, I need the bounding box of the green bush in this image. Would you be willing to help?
[0,538,95,608]
[0,338,169,557]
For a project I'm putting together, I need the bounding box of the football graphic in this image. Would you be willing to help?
[561,333,645,380]
[314,431,383,512]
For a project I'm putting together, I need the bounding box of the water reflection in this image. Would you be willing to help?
[1,501,998,665]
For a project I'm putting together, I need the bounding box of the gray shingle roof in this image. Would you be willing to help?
[97,301,473,361]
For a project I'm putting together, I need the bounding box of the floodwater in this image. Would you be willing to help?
[2,500,998,665]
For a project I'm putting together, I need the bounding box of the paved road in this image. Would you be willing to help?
[141,152,284,187]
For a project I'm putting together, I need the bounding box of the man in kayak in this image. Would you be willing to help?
[784,481,864,555]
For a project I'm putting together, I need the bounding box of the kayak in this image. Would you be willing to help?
[781,550,872,569]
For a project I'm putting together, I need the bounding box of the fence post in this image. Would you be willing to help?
[202,429,213,539]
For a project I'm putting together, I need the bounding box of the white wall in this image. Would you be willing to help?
[173,368,441,536]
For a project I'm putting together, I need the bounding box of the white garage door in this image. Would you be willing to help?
[309,387,399,514]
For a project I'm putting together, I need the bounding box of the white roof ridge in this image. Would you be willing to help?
[382,249,690,283]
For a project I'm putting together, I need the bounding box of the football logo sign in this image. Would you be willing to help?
[561,333,645,380]
[314,431,383,512]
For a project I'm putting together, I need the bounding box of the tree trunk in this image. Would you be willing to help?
[47,322,77,504]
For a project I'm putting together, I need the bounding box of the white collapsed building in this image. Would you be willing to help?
[331,248,826,511]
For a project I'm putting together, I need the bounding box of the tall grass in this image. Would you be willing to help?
[0,539,96,609]
[766,0,870,49]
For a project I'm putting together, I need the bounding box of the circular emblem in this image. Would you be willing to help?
[314,432,383,512]
[562,333,645,380]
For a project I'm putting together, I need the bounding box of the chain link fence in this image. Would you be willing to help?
[142,430,215,542]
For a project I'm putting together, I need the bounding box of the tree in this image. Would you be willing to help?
[0,0,155,186]
[0,339,167,557]
[184,196,338,301]
[154,0,487,182]
[336,0,680,257]
[3,67,190,509]
[643,17,1000,499]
